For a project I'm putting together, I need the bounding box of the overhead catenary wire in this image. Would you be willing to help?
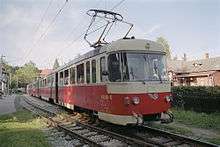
[6,0,55,64]
[110,0,126,11]
[22,0,69,64]
[34,0,54,35]
[63,0,127,49]
[41,0,104,67]
[42,0,127,68]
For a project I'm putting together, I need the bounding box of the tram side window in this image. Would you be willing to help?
[46,78,49,87]
[41,80,43,87]
[100,56,107,82]
[92,60,96,83]
[108,53,121,82]
[86,61,90,83]
[51,76,54,87]
[47,77,51,87]
[64,69,69,85]
[70,67,76,84]
[59,71,64,86]
[77,63,84,84]
[44,79,46,87]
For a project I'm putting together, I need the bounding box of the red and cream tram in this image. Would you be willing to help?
[27,9,172,125]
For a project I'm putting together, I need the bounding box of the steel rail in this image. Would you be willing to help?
[57,124,102,147]
[24,96,219,147]
[22,97,155,146]
[23,97,101,146]
[77,121,154,147]
[139,125,218,147]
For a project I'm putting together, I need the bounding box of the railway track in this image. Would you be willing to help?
[94,121,219,147]
[139,125,218,147]
[22,96,219,147]
[22,96,155,146]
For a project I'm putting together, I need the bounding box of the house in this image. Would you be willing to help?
[39,69,53,78]
[167,53,220,86]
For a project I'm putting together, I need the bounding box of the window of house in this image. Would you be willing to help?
[64,69,69,85]
[92,60,96,83]
[77,63,84,84]
[100,56,107,82]
[86,61,90,83]
[70,67,76,84]
[59,71,63,86]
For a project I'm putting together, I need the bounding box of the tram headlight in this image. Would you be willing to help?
[124,97,130,106]
[132,97,140,105]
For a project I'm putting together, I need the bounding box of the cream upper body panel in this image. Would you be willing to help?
[105,39,165,53]
[106,82,171,94]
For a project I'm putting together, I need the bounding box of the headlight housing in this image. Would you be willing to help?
[132,97,140,105]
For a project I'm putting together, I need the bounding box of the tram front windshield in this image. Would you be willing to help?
[108,52,168,82]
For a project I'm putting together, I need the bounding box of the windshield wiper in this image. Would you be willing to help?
[153,65,162,83]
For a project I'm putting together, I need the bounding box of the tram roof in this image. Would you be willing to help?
[53,38,165,73]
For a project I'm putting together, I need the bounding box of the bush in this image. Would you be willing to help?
[171,86,220,113]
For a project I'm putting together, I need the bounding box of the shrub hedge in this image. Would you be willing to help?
[171,86,220,113]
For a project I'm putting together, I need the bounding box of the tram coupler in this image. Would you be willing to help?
[160,110,174,123]
[132,111,143,125]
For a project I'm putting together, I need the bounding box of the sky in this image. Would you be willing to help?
[0,0,220,69]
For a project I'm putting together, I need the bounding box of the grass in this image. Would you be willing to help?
[148,108,220,145]
[150,123,193,135]
[172,108,220,131]
[207,138,220,145]
[170,108,220,145]
[0,109,50,147]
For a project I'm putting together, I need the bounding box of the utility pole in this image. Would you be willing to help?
[0,55,6,96]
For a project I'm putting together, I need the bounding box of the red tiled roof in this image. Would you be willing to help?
[39,69,53,77]
[174,71,217,78]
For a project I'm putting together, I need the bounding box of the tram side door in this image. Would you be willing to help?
[55,72,59,103]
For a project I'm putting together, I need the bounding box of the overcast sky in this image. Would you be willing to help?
[0,0,220,69]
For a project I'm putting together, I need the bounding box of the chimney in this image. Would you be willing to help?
[205,53,209,59]
[183,53,187,61]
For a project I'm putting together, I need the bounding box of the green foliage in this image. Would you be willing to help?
[151,108,220,144]
[1,58,39,89]
[0,109,50,147]
[172,108,220,130]
[171,86,220,112]
[150,122,192,135]
[14,61,39,87]
[156,36,171,58]
[53,58,60,70]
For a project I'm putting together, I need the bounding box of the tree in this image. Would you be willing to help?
[14,61,39,87]
[156,37,171,59]
[53,58,60,70]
